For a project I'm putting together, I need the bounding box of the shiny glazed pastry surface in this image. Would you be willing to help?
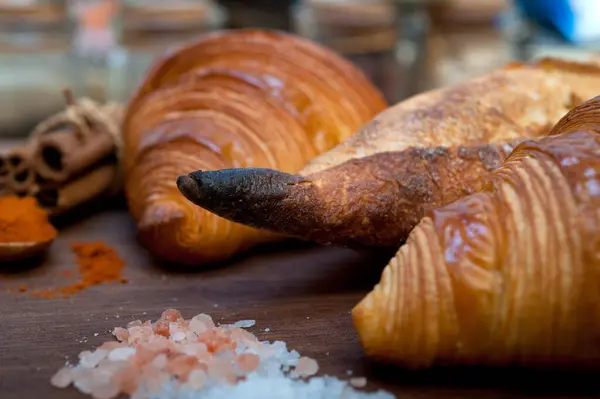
[353,97,600,369]
[122,29,387,265]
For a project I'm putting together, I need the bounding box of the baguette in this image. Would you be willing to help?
[352,97,600,368]
[177,58,600,248]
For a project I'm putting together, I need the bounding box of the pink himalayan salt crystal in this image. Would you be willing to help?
[151,353,168,369]
[130,343,163,369]
[295,356,319,377]
[127,326,154,345]
[167,355,198,381]
[161,309,183,323]
[141,365,170,393]
[50,367,73,388]
[197,329,236,354]
[113,365,141,395]
[230,327,259,348]
[350,377,368,388]
[189,313,215,334]
[127,320,143,328]
[185,369,207,390]
[152,319,170,337]
[237,353,260,373]
[112,327,128,342]
[181,342,208,357]
[207,357,237,384]
[97,341,127,350]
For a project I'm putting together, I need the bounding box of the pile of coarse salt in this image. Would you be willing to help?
[50,309,395,399]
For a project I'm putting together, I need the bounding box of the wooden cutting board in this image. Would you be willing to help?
[1,200,599,399]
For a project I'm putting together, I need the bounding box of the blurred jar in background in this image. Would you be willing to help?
[421,0,515,91]
[110,0,227,102]
[67,0,120,102]
[0,0,72,137]
[291,0,428,103]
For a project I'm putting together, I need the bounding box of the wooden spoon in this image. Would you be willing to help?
[0,238,55,262]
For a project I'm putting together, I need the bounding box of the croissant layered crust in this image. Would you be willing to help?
[353,109,600,368]
[122,29,387,264]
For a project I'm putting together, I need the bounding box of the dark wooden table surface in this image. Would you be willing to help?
[1,198,600,399]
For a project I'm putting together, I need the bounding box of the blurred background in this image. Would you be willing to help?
[2,0,600,137]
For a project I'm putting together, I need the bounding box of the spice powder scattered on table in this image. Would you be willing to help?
[28,241,127,298]
[0,195,127,298]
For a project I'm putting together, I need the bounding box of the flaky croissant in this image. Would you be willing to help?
[122,29,387,265]
[177,58,600,249]
[352,97,600,369]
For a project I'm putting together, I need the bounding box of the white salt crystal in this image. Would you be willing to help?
[107,347,136,362]
[264,328,271,332]
[79,349,108,369]
[50,367,73,388]
[73,374,95,395]
[171,331,186,342]
[90,382,120,399]
[233,320,256,329]
[186,369,207,390]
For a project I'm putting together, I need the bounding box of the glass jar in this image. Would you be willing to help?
[109,0,228,103]
[291,0,429,103]
[66,0,121,102]
[420,0,514,91]
[0,0,73,137]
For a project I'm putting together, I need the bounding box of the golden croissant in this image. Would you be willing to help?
[122,29,387,265]
[177,58,600,249]
[353,96,600,369]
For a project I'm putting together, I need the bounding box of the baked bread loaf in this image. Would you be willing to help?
[353,96,600,369]
[177,58,600,248]
[122,29,387,265]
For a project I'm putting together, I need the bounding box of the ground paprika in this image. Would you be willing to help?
[0,195,57,243]
[32,241,127,298]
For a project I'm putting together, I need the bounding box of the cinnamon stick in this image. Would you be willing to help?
[0,154,9,187]
[33,127,116,182]
[6,144,34,172]
[35,164,117,214]
[6,144,37,193]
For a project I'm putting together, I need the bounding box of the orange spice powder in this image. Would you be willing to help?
[31,241,127,298]
[0,195,57,243]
